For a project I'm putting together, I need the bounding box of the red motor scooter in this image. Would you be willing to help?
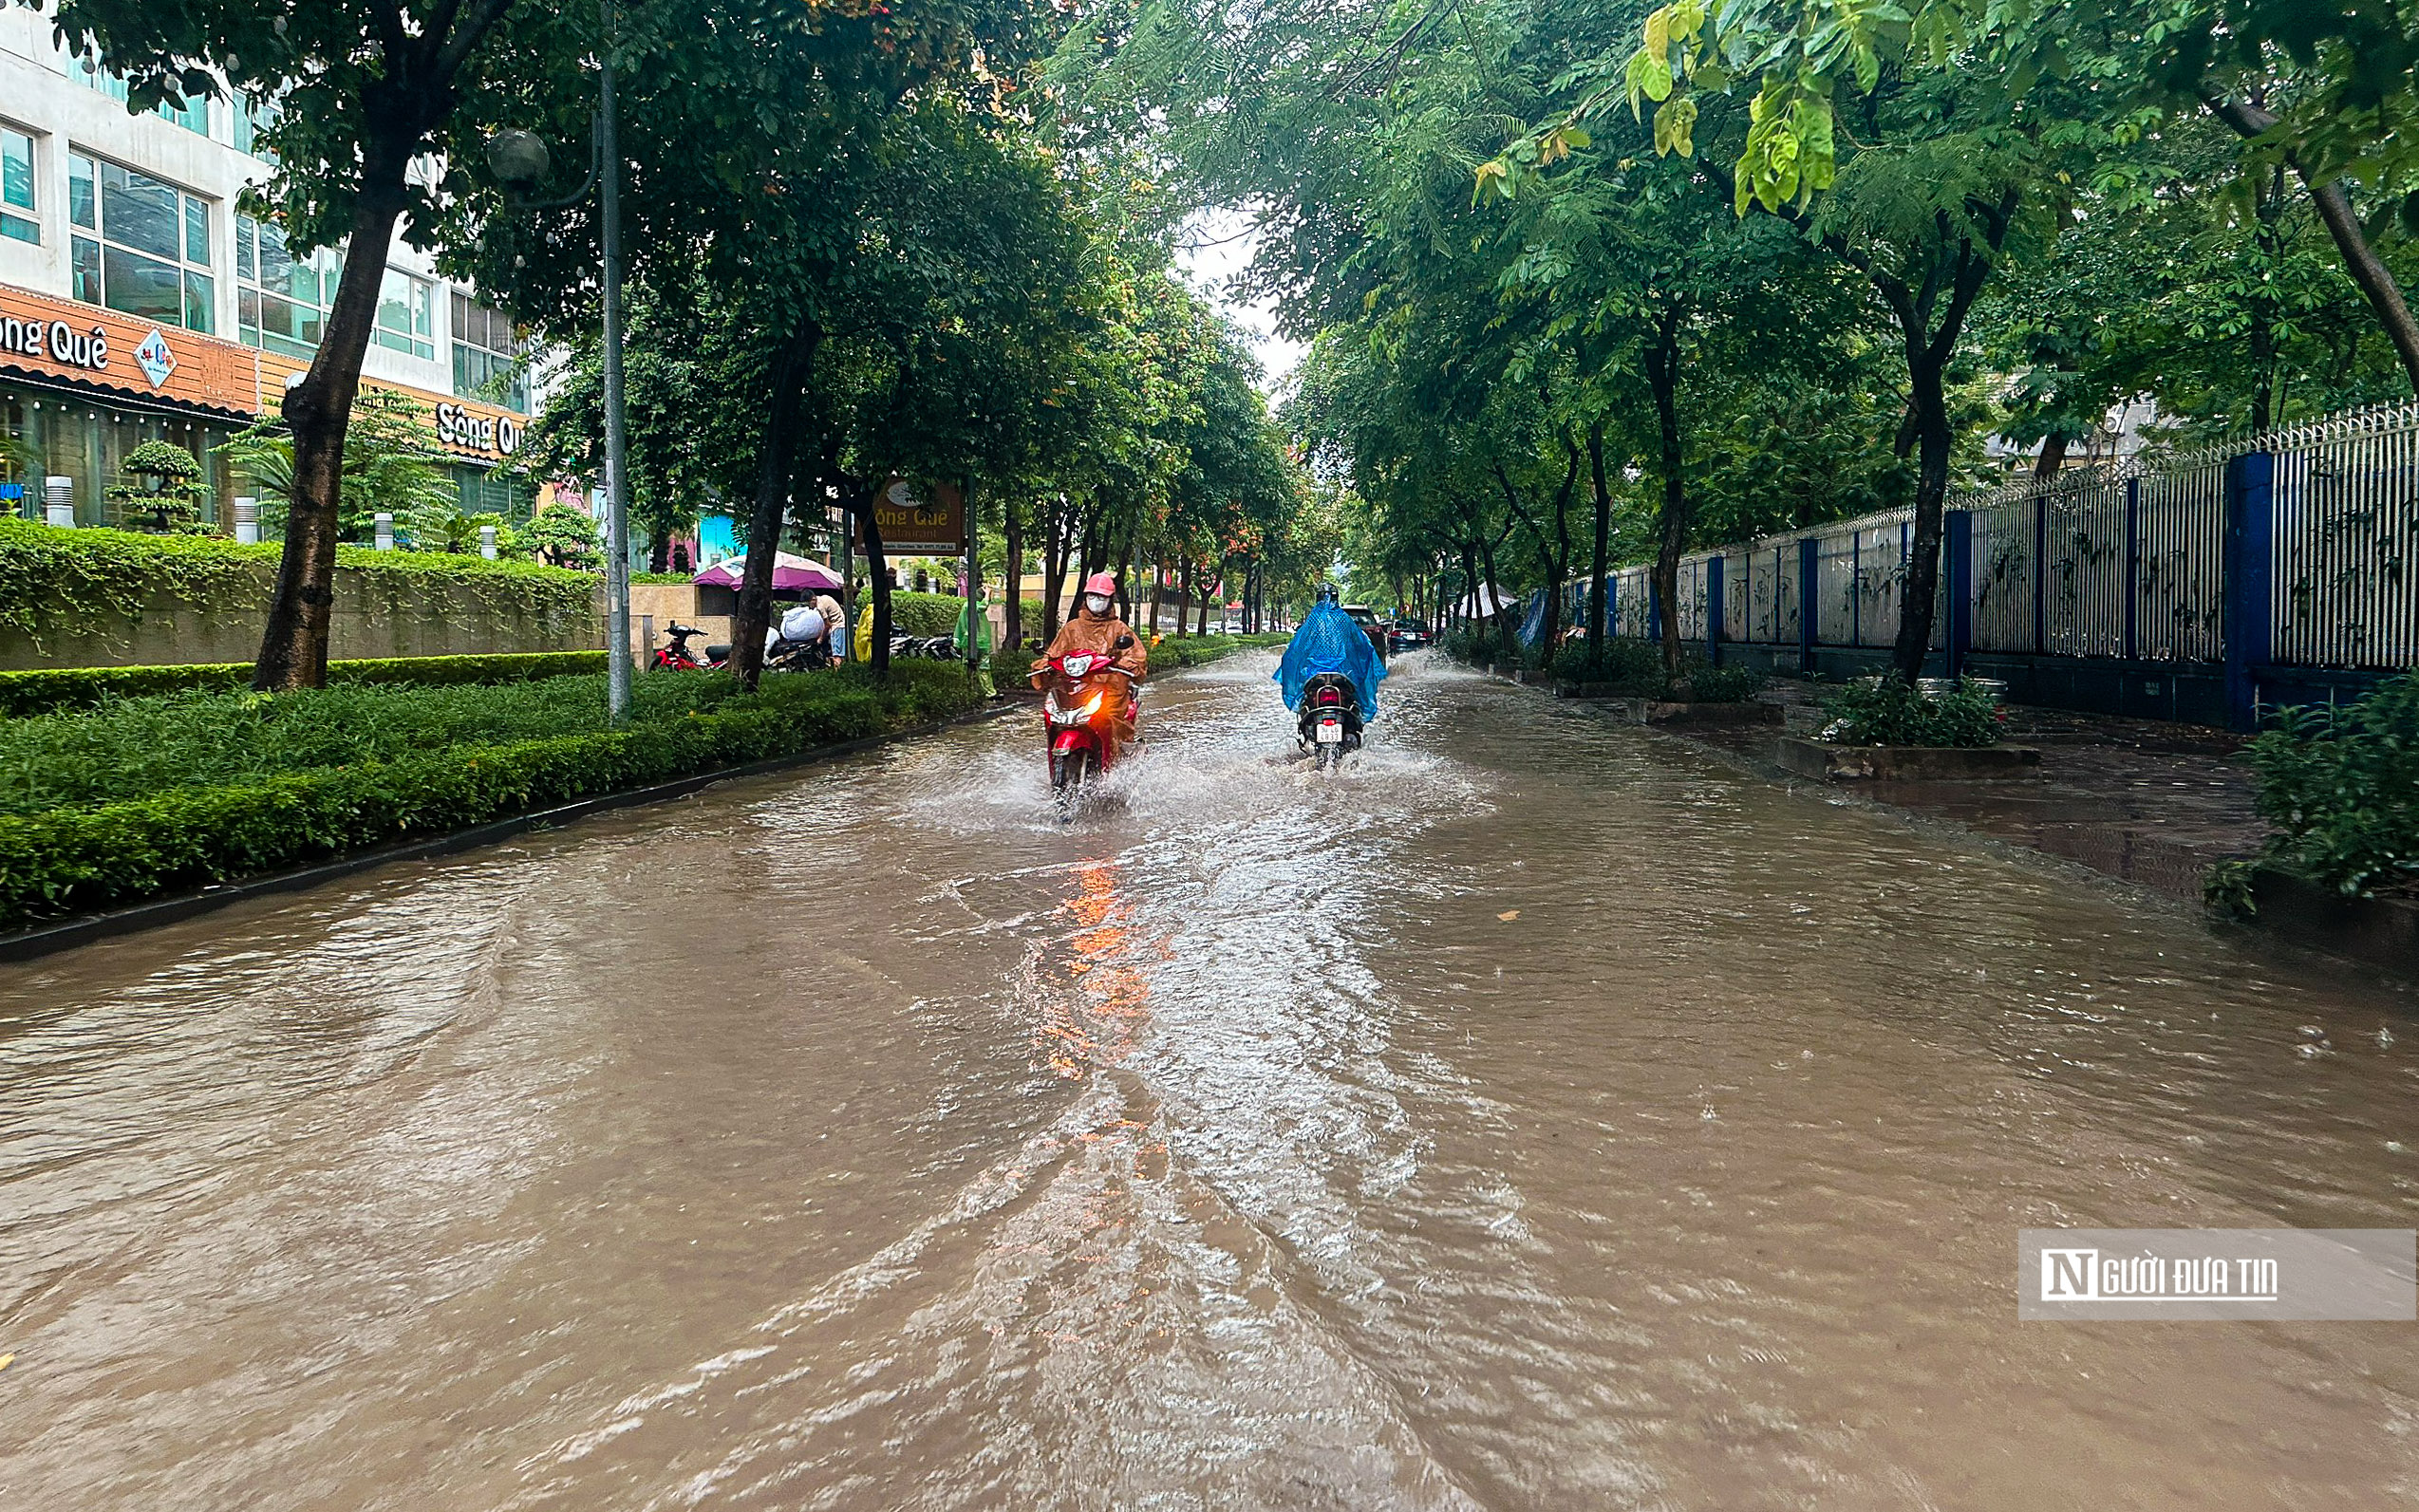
[1036,633,1136,812]
[651,623,724,671]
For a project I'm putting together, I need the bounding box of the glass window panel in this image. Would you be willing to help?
[254,292,320,356]
[101,243,182,324]
[238,285,259,336]
[183,271,214,334]
[0,213,33,246]
[100,162,178,260]
[70,235,102,303]
[184,197,208,266]
[1,130,31,213]
[235,215,255,280]
[68,154,94,229]
[376,269,434,358]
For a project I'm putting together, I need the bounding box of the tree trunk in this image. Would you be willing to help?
[1115,525,1137,620]
[1476,530,1515,666]
[1042,495,1068,634]
[729,327,821,689]
[865,502,892,681]
[2034,433,2070,481]
[1645,316,1689,688]
[1003,496,1024,652]
[1195,564,1212,636]
[253,180,408,691]
[1895,354,1953,683]
[2209,95,2419,397]
[1149,560,1165,635]
[1585,422,1613,666]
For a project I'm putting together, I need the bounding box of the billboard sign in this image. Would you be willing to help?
[860,476,965,554]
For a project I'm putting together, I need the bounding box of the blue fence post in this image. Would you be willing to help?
[2123,476,2141,663]
[1849,530,1862,647]
[1944,509,1973,680]
[1648,577,1663,643]
[2032,493,2050,655]
[1797,536,1819,674]
[2222,451,2275,732]
[1705,554,1725,667]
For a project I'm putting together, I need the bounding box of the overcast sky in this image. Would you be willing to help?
[1172,206,1306,397]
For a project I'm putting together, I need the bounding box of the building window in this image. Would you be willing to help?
[236,215,336,357]
[375,268,434,360]
[71,55,210,137]
[450,292,529,412]
[233,92,280,160]
[0,128,34,245]
[67,152,216,333]
[455,463,530,521]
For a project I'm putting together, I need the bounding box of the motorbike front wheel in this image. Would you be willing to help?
[1050,748,1097,814]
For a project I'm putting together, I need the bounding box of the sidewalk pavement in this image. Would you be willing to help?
[1675,679,2269,904]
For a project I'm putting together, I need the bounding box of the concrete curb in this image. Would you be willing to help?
[0,700,1022,965]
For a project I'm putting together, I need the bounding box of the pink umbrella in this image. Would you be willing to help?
[692,552,844,593]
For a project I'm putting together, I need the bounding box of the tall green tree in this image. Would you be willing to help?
[47,0,594,688]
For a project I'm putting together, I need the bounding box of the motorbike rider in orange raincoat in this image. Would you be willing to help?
[1034,571,1149,744]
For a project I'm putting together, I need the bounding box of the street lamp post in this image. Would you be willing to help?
[488,0,633,723]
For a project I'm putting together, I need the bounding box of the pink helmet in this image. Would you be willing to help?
[1082,572,1117,598]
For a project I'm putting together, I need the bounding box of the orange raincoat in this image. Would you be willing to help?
[1033,604,1148,742]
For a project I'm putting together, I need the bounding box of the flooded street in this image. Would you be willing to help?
[3,651,2415,1509]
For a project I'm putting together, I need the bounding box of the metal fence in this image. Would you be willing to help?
[1564,398,2419,681]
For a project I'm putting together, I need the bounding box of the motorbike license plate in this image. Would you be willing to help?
[1315,720,1343,743]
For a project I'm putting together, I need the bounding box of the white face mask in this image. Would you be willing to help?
[1084,594,1112,614]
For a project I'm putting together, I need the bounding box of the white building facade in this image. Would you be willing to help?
[0,10,535,527]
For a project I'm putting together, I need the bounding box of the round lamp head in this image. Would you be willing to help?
[488,128,551,188]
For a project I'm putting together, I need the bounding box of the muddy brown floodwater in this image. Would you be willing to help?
[2,652,2415,1510]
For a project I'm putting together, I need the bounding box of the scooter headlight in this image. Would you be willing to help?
[1079,692,1105,719]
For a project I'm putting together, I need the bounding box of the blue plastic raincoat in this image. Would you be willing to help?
[1276,601,1389,719]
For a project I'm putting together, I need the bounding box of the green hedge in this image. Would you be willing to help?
[2246,674,2419,896]
[0,517,596,644]
[0,651,609,717]
[0,662,984,931]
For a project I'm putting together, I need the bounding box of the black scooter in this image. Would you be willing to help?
[1297,672,1364,771]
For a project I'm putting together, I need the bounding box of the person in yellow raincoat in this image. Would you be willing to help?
[1033,572,1148,743]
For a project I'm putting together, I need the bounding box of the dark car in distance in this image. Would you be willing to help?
[1386,619,1430,654]
[1342,604,1390,661]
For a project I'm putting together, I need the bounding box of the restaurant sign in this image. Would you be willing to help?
[435,401,523,458]
[0,284,256,417]
[860,476,966,553]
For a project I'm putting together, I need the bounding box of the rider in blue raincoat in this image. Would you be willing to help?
[1277,587,1389,719]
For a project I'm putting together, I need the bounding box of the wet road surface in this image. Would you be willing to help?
[2,651,2414,1509]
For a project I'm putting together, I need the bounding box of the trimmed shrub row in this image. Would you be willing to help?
[0,651,609,717]
[0,663,984,932]
[0,517,599,644]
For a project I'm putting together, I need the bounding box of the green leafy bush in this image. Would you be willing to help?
[2246,675,2419,897]
[0,662,983,929]
[0,518,597,648]
[0,652,607,718]
[1550,636,1667,690]
[1686,663,1769,702]
[887,589,968,636]
[1818,676,2003,747]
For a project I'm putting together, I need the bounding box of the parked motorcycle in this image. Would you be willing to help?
[1038,633,1136,812]
[761,605,835,673]
[1297,671,1364,771]
[653,622,723,671]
